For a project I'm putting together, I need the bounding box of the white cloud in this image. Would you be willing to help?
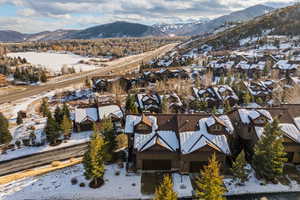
[0,0,298,32]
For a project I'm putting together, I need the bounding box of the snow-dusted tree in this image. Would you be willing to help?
[153,175,177,200]
[231,151,250,185]
[0,112,12,145]
[252,119,287,182]
[83,130,106,188]
[195,154,225,200]
[61,115,72,139]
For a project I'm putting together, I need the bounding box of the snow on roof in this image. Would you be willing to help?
[254,126,264,139]
[238,109,273,124]
[294,117,300,130]
[134,131,179,152]
[124,115,158,134]
[180,117,231,155]
[74,108,98,123]
[98,105,123,120]
[255,123,300,143]
[280,123,300,143]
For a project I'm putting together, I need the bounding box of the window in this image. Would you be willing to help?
[213,124,222,131]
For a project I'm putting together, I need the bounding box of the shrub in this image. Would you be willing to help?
[115,171,120,176]
[71,177,78,185]
[79,182,85,187]
[51,161,61,167]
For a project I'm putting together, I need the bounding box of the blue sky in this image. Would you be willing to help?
[0,0,297,33]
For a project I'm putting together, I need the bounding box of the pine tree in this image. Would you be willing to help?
[125,94,138,113]
[153,175,177,200]
[40,71,47,83]
[40,98,50,117]
[224,101,232,113]
[54,106,63,124]
[161,96,169,114]
[195,154,225,200]
[62,103,70,118]
[0,112,12,145]
[231,151,250,185]
[218,76,225,85]
[100,118,116,162]
[212,106,218,114]
[16,111,23,125]
[61,115,72,139]
[83,130,106,188]
[256,97,263,105]
[252,119,287,182]
[243,92,251,105]
[45,112,61,145]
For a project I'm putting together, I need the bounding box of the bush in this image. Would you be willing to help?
[115,171,120,176]
[51,161,61,167]
[79,182,85,187]
[71,177,78,185]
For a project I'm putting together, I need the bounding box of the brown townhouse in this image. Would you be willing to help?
[125,113,236,173]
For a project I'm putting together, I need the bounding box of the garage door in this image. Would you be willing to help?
[189,161,208,173]
[142,160,171,170]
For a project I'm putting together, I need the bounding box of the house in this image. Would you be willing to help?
[193,85,239,108]
[230,106,300,163]
[273,60,299,77]
[159,92,184,113]
[136,93,161,113]
[125,113,235,173]
[73,104,123,132]
[240,80,280,102]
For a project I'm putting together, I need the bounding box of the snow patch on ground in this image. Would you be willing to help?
[224,169,300,196]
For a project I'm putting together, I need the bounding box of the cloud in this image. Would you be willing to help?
[0,0,298,33]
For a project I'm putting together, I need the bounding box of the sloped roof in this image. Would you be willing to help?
[98,105,123,120]
[74,108,98,123]
[134,131,179,152]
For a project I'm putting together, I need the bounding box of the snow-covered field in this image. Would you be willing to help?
[2,163,300,200]
[7,52,98,73]
[0,163,194,200]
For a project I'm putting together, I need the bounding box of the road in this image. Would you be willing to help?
[0,142,88,176]
[0,43,177,104]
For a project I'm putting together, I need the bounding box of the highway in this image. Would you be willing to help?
[0,142,88,176]
[0,43,177,104]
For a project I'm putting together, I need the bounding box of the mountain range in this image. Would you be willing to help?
[0,4,273,42]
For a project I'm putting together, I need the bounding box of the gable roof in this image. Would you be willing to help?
[74,108,98,123]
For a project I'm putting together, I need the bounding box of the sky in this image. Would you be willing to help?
[0,0,298,33]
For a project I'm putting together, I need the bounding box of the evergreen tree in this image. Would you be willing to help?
[161,96,169,114]
[45,112,61,145]
[62,103,70,118]
[224,101,232,113]
[218,76,225,85]
[125,94,139,114]
[100,118,116,162]
[40,71,47,83]
[83,130,106,188]
[40,98,50,117]
[54,106,63,124]
[16,111,23,125]
[61,115,72,139]
[212,106,218,114]
[153,175,177,200]
[231,151,250,185]
[0,112,12,145]
[243,92,251,105]
[252,119,287,182]
[195,154,225,200]
[256,97,263,105]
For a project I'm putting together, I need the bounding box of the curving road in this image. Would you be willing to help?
[0,43,177,104]
[0,142,88,176]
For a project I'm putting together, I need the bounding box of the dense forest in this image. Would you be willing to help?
[2,37,186,58]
